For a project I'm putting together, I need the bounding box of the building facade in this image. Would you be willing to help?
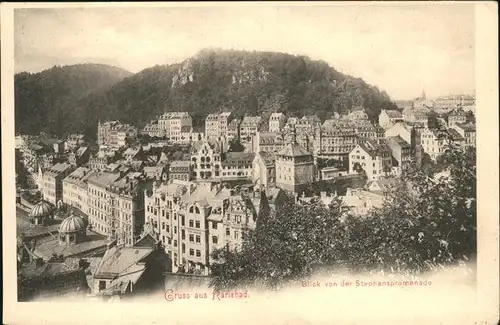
[349,141,392,181]
[269,113,287,133]
[41,163,74,205]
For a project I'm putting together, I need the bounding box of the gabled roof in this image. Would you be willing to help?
[385,136,411,149]
[276,142,312,157]
[94,245,154,279]
[354,140,391,157]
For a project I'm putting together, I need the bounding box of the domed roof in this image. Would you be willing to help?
[29,200,53,218]
[59,215,87,233]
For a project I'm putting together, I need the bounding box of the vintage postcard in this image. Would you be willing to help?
[2,2,498,324]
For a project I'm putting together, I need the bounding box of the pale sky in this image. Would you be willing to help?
[14,4,475,100]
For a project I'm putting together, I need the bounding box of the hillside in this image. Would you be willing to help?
[15,50,397,140]
[15,63,132,136]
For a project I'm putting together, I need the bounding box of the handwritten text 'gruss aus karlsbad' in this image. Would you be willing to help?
[164,289,249,302]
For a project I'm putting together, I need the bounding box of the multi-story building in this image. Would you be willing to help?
[141,120,166,138]
[420,128,450,160]
[86,171,122,237]
[227,118,241,141]
[314,120,358,161]
[190,139,222,181]
[98,120,138,150]
[169,161,191,182]
[379,109,404,129]
[107,173,149,246]
[385,136,412,175]
[41,163,74,206]
[169,130,203,144]
[86,171,148,245]
[275,134,315,192]
[157,112,192,138]
[65,134,85,152]
[220,152,255,181]
[295,115,321,136]
[451,123,476,148]
[446,128,466,148]
[88,149,120,170]
[447,108,467,127]
[252,152,276,188]
[434,94,475,109]
[62,167,96,214]
[205,112,232,139]
[239,116,263,143]
[269,112,287,133]
[251,132,285,153]
[145,181,264,273]
[349,140,392,181]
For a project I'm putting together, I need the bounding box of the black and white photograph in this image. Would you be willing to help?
[2,2,498,325]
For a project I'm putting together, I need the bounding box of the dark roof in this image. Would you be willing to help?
[384,110,403,118]
[222,152,255,166]
[356,140,391,157]
[276,142,312,157]
[455,123,476,132]
[385,136,411,149]
[447,128,465,141]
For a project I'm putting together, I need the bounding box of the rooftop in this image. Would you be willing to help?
[45,163,73,177]
[94,245,154,279]
[385,136,411,149]
[276,142,312,157]
[32,231,109,261]
[86,171,122,188]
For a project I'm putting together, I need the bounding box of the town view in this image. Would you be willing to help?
[13,6,477,303]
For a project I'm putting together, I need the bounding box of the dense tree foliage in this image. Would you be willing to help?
[15,50,397,141]
[210,147,476,291]
[15,64,132,137]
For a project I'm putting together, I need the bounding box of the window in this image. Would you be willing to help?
[235,215,241,223]
[181,215,185,226]
[212,236,218,244]
[174,226,177,234]
[189,220,194,227]
[189,234,194,242]
[189,249,194,256]
[174,240,177,247]
[99,281,106,292]
[162,222,165,230]
[226,228,230,236]
[234,231,239,239]
[196,235,201,243]
[182,243,185,253]
[196,250,201,257]
[195,221,201,229]
[212,222,217,230]
[181,229,185,240]
[166,225,170,232]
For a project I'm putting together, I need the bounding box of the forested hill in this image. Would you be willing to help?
[15,50,397,140]
[15,64,132,136]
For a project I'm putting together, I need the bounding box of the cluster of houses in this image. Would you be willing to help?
[15,94,476,301]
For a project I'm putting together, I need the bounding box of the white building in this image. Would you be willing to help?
[349,140,392,181]
[269,112,287,133]
[379,109,404,129]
